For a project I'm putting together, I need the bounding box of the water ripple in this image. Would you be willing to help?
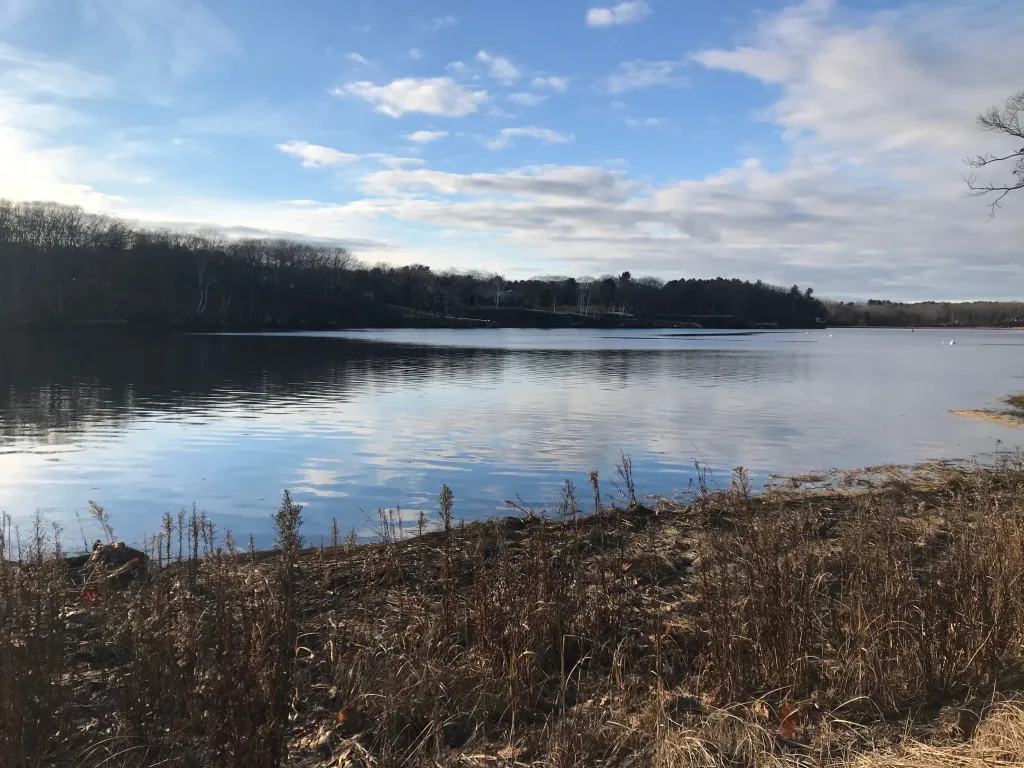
[1,328,1022,545]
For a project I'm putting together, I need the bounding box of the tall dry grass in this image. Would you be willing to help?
[4,461,1024,766]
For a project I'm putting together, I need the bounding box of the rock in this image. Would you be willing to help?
[64,542,148,587]
[89,541,147,568]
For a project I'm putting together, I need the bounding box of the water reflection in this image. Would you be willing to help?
[0,331,802,450]
[1,328,1021,546]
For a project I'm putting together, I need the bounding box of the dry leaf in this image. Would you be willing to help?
[777,703,803,741]
[497,745,522,759]
[750,699,769,720]
[289,724,332,751]
[337,705,365,735]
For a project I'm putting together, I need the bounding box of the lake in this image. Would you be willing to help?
[2,327,1023,547]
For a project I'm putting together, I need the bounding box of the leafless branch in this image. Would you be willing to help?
[977,90,1024,140]
[964,90,1024,218]
[966,151,1024,168]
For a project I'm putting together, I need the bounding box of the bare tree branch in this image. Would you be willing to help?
[965,90,1024,218]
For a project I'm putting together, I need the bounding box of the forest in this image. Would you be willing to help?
[826,298,1024,328]
[0,200,827,329]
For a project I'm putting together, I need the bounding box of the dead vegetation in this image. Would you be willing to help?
[954,392,1024,428]
[5,458,1024,767]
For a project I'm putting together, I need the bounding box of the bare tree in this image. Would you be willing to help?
[966,90,1024,217]
[196,258,218,316]
[491,274,504,307]
[577,276,595,317]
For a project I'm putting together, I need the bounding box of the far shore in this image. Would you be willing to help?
[4,318,1024,334]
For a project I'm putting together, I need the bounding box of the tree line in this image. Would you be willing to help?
[826,299,1024,328]
[0,200,827,329]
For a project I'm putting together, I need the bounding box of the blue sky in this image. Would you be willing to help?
[0,0,1022,300]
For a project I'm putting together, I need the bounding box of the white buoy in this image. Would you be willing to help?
[828,333,833,338]
[949,340,956,346]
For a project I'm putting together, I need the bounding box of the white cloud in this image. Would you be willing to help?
[625,116,662,127]
[445,61,470,76]
[604,60,685,93]
[2,0,1023,301]
[0,124,127,210]
[692,0,1024,165]
[476,51,521,85]
[531,76,569,93]
[508,92,547,107]
[276,141,359,167]
[361,165,633,202]
[335,77,487,117]
[408,48,424,60]
[0,44,137,207]
[586,0,651,28]
[345,156,1019,299]
[426,15,457,31]
[406,130,448,143]
[346,52,369,66]
[483,127,574,150]
[693,46,794,84]
[340,1,1024,299]
[375,155,427,169]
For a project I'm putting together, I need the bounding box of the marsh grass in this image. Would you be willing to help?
[953,391,1024,427]
[1004,393,1024,417]
[5,461,1024,766]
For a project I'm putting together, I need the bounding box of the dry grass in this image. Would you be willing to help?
[5,459,1024,767]
[1006,394,1024,415]
[954,392,1024,428]
[953,410,1024,428]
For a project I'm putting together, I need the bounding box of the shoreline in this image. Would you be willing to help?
[4,319,1024,333]
[7,460,1024,766]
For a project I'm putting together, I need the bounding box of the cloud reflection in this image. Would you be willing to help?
[1,328,1021,544]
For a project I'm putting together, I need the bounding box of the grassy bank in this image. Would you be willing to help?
[5,460,1024,766]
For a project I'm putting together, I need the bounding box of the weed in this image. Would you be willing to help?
[5,464,1024,767]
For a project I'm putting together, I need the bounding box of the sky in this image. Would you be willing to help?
[0,0,1022,301]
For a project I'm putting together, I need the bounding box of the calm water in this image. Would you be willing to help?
[2,327,1023,546]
